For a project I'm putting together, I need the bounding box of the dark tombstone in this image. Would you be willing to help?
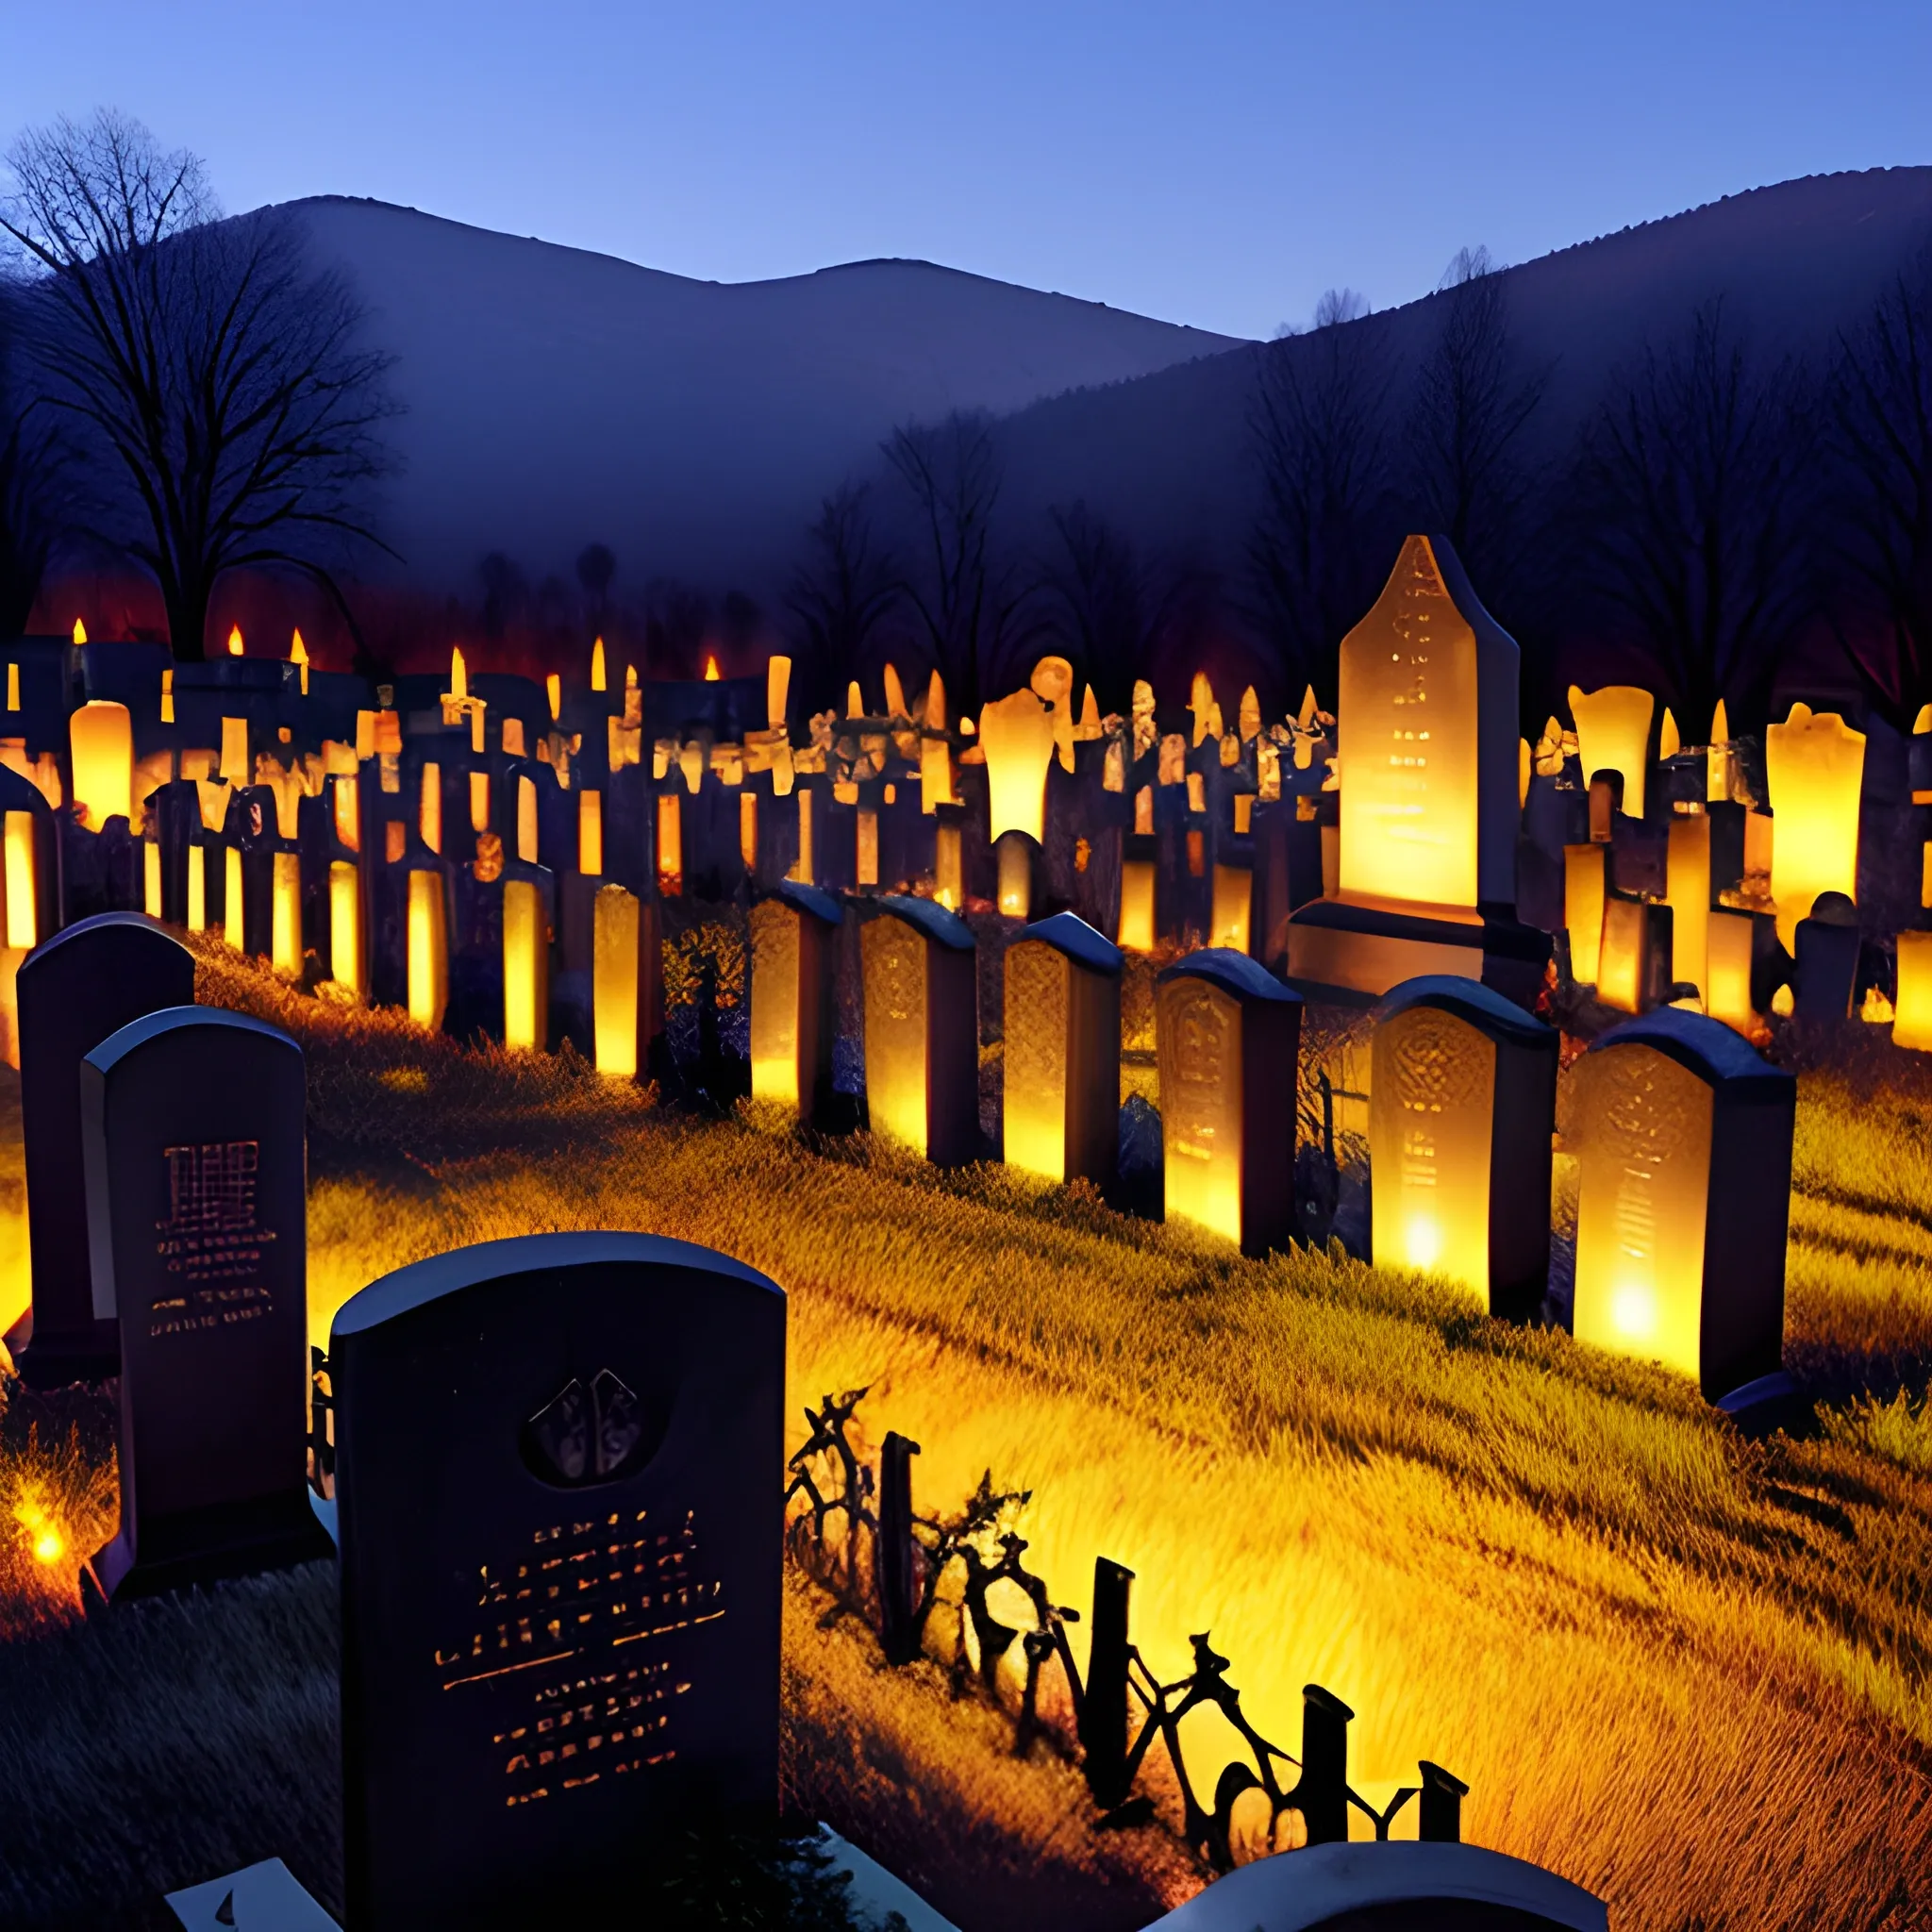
[1369,974,1558,1320]
[329,1230,785,1929]
[749,880,841,1122]
[1792,890,1861,1019]
[80,1007,329,1596]
[1156,949,1302,1256]
[1003,910,1123,1188]
[1572,1007,1795,1402]
[8,913,195,1387]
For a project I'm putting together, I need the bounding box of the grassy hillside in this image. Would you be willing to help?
[0,941,1928,1929]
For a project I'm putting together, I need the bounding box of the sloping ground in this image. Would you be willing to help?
[0,941,1928,1929]
[281,195,1244,591]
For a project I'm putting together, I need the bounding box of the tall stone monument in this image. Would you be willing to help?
[330,1231,785,1930]
[8,913,195,1387]
[1288,536,1547,1003]
[1003,910,1122,1188]
[1571,1008,1794,1401]
[1157,950,1302,1255]
[750,880,842,1122]
[1369,975,1557,1317]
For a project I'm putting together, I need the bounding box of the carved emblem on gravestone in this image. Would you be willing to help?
[523,1369,658,1487]
[1167,981,1232,1161]
[150,1140,276,1333]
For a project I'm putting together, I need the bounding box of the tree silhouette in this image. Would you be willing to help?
[784,483,899,707]
[0,109,397,658]
[1826,244,1932,730]
[1572,301,1819,738]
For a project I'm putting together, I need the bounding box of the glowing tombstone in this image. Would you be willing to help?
[7,913,194,1388]
[1894,930,1932,1051]
[978,688,1055,844]
[80,1008,331,1596]
[750,881,842,1122]
[1157,950,1302,1256]
[1003,911,1123,1188]
[1764,702,1865,952]
[1572,1008,1794,1403]
[1288,535,1546,999]
[1569,685,1655,821]
[860,894,978,1166]
[1369,975,1558,1318]
[329,1231,783,1925]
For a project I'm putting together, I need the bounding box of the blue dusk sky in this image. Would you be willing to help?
[3,1,1928,340]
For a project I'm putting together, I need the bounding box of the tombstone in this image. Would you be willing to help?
[80,1007,329,1597]
[1142,1840,1607,1931]
[8,913,196,1388]
[1571,1008,1794,1401]
[860,895,978,1165]
[1156,950,1301,1255]
[749,881,841,1121]
[1287,535,1547,1003]
[1369,975,1558,1318]
[330,1230,784,1927]
[1792,891,1860,1020]
[1003,911,1122,1188]
[1595,895,1673,1014]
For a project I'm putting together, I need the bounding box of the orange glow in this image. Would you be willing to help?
[741,792,758,871]
[143,838,161,919]
[1570,684,1655,820]
[1210,865,1252,954]
[329,860,361,997]
[1118,860,1156,953]
[1573,1045,1711,1380]
[14,1497,63,1565]
[592,884,640,1076]
[272,851,302,976]
[419,763,441,855]
[704,655,721,682]
[979,689,1055,843]
[291,628,309,694]
[934,822,962,909]
[1596,898,1647,1013]
[1158,975,1244,1245]
[546,674,561,722]
[469,771,490,834]
[448,644,467,705]
[996,838,1031,919]
[1337,536,1484,910]
[158,666,174,723]
[227,624,244,657]
[5,663,17,712]
[1765,703,1865,950]
[221,715,249,785]
[1705,911,1755,1034]
[72,619,87,645]
[4,813,37,951]
[658,791,684,894]
[503,878,546,1051]
[578,789,604,875]
[1667,816,1710,1001]
[408,870,448,1030]
[517,776,538,864]
[920,735,954,813]
[1895,931,1932,1052]
[69,700,133,829]
[1565,844,1606,985]
[225,846,245,951]
[591,637,608,691]
[767,654,792,730]
[187,845,207,933]
[858,808,879,889]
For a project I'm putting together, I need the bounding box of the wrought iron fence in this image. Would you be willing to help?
[784,1386,1471,1873]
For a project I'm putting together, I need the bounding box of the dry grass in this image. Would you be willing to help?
[1,941,1929,1929]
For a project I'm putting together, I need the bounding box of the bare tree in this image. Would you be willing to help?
[1826,242,1932,730]
[1572,301,1819,736]
[784,482,899,706]
[883,410,1035,713]
[1404,247,1550,598]
[1245,301,1396,706]
[1037,501,1205,713]
[0,110,397,658]
[575,541,616,628]
[0,281,79,635]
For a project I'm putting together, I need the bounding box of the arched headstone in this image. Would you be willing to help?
[1571,1008,1794,1401]
[329,1231,785,1927]
[1157,949,1301,1256]
[8,912,195,1388]
[860,895,978,1165]
[80,1007,328,1597]
[750,880,842,1122]
[1003,911,1122,1187]
[1370,975,1557,1317]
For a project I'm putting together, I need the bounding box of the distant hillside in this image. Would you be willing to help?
[286,196,1245,592]
[988,167,1932,579]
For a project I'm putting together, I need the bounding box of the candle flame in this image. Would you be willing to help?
[625,662,639,689]
[227,624,244,657]
[591,637,607,692]
[450,644,467,705]
[291,628,309,694]
[704,655,721,682]
[546,673,561,722]
[72,618,87,645]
